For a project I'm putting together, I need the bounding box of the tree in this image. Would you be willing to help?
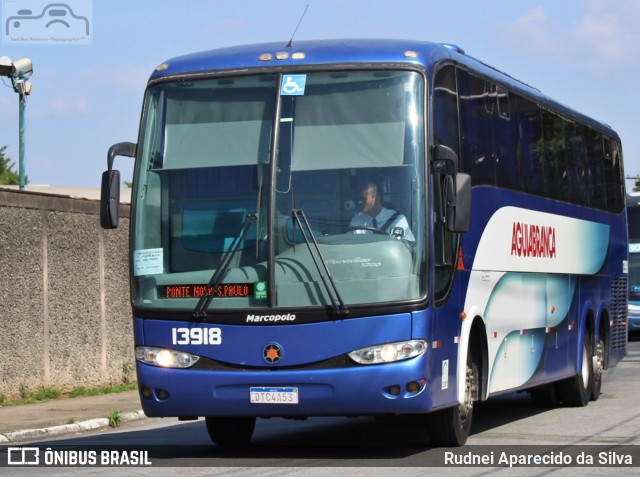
[0,146,24,185]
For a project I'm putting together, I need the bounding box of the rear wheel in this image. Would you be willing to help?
[590,335,605,401]
[557,337,592,407]
[428,352,478,446]
[205,416,256,446]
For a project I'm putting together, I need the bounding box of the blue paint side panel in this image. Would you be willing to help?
[457,186,628,395]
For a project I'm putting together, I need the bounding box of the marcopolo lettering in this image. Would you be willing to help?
[510,222,557,258]
[246,313,296,323]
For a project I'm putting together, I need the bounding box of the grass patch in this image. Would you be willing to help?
[107,409,122,428]
[18,386,62,404]
[30,387,62,401]
[69,383,137,398]
[4,382,137,406]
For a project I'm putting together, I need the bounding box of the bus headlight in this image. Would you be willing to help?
[135,346,200,368]
[348,340,427,365]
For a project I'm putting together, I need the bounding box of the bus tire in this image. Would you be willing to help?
[557,336,592,407]
[428,355,478,446]
[205,416,256,446]
[591,335,605,401]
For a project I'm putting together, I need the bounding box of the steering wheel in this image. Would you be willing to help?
[346,226,389,235]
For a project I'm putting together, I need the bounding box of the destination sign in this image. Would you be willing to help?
[159,284,253,299]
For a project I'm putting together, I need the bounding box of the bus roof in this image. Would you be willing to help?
[150,38,618,138]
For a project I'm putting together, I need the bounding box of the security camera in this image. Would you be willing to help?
[12,57,32,77]
[13,79,32,95]
[0,56,14,77]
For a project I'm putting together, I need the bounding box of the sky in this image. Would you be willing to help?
[0,0,639,191]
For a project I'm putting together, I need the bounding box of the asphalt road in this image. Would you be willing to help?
[3,337,639,476]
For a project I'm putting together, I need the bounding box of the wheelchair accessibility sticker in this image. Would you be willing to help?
[3,0,92,44]
[281,75,306,96]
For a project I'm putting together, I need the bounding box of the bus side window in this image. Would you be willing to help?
[458,70,495,186]
[603,138,624,213]
[493,90,520,190]
[565,123,588,206]
[542,111,569,202]
[433,65,460,155]
[516,97,546,196]
[584,129,606,210]
[612,140,625,212]
[433,65,461,301]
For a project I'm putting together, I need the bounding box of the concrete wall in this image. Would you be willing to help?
[0,189,132,399]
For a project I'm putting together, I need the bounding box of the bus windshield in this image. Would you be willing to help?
[628,204,640,300]
[131,70,426,312]
[629,243,640,299]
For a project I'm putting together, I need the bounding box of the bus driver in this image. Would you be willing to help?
[349,182,415,241]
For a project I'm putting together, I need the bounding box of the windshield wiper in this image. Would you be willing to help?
[291,208,349,318]
[193,213,257,320]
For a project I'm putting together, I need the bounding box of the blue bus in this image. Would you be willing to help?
[627,193,640,334]
[101,39,628,446]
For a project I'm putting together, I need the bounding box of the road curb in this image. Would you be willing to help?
[0,410,146,443]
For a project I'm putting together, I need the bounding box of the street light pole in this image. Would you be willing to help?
[0,56,32,190]
[18,90,26,190]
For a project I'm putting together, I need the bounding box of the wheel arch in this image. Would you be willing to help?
[578,297,612,366]
[578,301,596,370]
[596,301,611,369]
[457,308,489,403]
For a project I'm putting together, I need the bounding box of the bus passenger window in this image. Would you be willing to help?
[458,70,495,186]
[493,91,519,190]
[517,98,546,196]
[542,111,569,202]
[584,129,606,210]
[565,124,588,206]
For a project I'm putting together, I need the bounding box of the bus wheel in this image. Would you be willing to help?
[557,337,592,407]
[205,416,256,446]
[428,355,478,446]
[590,335,605,401]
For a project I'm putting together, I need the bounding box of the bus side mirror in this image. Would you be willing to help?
[432,144,458,175]
[100,170,120,229]
[100,142,136,230]
[432,145,471,233]
[447,173,471,233]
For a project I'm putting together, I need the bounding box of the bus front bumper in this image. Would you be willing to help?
[135,359,436,418]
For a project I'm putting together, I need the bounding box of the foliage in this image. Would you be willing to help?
[18,383,29,400]
[122,362,135,384]
[107,409,122,428]
[4,382,136,406]
[68,382,136,398]
[17,385,61,403]
[0,146,23,185]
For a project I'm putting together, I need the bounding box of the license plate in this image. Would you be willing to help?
[250,387,299,404]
